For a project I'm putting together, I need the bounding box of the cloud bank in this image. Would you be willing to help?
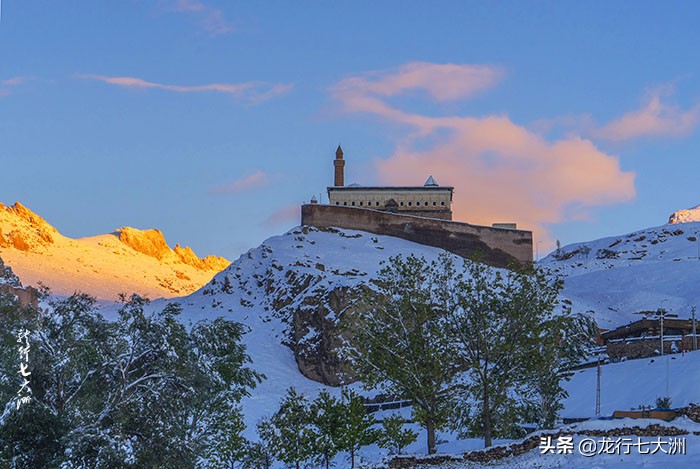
[261,204,300,228]
[82,75,292,104]
[331,62,637,245]
[593,86,700,142]
[168,0,233,35]
[0,76,32,96]
[211,171,270,194]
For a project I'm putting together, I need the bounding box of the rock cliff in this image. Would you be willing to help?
[0,202,230,300]
[669,204,700,224]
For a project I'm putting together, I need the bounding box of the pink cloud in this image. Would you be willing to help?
[332,62,503,104]
[172,0,205,12]
[330,63,503,137]
[2,76,31,87]
[331,63,637,248]
[0,76,33,97]
[247,83,296,105]
[261,204,301,228]
[211,171,270,194]
[168,0,233,35]
[81,74,292,103]
[593,87,700,142]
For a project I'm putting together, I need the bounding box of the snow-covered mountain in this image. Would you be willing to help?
[0,202,229,301]
[539,220,700,329]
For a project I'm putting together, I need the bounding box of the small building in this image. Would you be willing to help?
[601,315,694,342]
[327,146,454,220]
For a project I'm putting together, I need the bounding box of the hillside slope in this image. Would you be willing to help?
[0,202,229,301]
[168,225,456,436]
[165,225,700,463]
[539,222,700,329]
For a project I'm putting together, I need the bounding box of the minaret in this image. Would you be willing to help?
[333,145,345,187]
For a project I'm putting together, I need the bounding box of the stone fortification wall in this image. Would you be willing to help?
[0,285,38,309]
[301,204,533,268]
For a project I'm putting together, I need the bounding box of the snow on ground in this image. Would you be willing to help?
[150,225,700,467]
[563,350,700,419]
[166,226,452,443]
[539,221,700,329]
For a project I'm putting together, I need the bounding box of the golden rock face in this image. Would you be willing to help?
[0,202,230,300]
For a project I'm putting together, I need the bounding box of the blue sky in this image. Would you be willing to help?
[2,1,700,260]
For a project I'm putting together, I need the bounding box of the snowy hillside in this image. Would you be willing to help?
[563,350,700,419]
[170,225,452,437]
[539,222,700,329]
[164,225,700,463]
[0,202,229,300]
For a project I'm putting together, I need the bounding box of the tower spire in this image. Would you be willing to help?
[333,145,345,186]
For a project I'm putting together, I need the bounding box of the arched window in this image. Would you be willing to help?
[408,202,412,206]
[433,201,436,206]
[336,202,339,205]
[344,202,347,206]
[441,201,445,206]
[352,201,355,206]
[359,201,363,206]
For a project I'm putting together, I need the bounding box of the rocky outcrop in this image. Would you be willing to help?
[290,284,365,386]
[0,202,56,250]
[669,204,700,224]
[115,227,229,271]
[115,227,173,261]
[174,244,230,272]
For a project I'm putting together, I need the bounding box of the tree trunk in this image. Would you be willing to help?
[427,418,437,454]
[483,383,493,448]
[351,450,355,468]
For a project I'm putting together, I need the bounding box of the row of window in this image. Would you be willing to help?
[335,201,447,207]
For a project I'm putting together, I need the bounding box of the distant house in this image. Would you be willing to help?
[601,315,694,342]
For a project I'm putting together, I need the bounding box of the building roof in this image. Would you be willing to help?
[328,185,453,191]
[424,175,438,186]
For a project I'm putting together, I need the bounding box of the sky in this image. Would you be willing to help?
[1,1,700,261]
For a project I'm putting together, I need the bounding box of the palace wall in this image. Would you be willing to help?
[301,204,533,268]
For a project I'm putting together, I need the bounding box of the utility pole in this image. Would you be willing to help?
[661,312,665,356]
[666,356,670,398]
[657,308,677,356]
[693,306,697,351]
[596,357,601,417]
